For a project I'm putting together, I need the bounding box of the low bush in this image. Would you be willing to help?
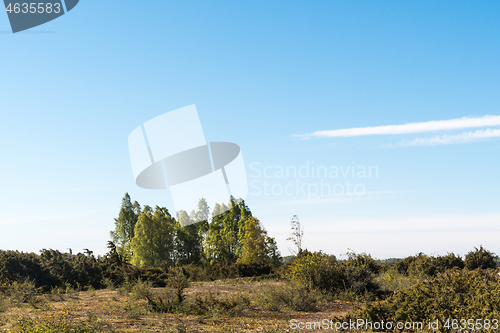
[376,267,424,292]
[11,309,96,333]
[130,278,153,300]
[255,282,319,312]
[346,251,382,275]
[165,267,189,304]
[396,252,436,277]
[341,268,500,332]
[465,246,497,270]
[123,300,145,319]
[3,280,41,308]
[396,252,465,277]
[434,252,465,272]
[201,260,272,281]
[0,244,275,297]
[285,250,379,299]
[189,291,252,317]
[0,251,53,289]
[285,250,339,292]
[145,287,251,317]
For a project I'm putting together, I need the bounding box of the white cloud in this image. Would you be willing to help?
[297,115,500,138]
[400,128,500,146]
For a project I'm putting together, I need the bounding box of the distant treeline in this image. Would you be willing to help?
[377,258,402,264]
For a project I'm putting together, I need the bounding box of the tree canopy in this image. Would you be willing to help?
[110,194,281,268]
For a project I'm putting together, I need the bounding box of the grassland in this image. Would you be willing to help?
[0,277,359,333]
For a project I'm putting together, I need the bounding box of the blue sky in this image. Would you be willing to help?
[1,1,499,259]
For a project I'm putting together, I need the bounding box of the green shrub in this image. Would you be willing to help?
[175,264,204,282]
[434,252,465,272]
[286,250,379,298]
[11,309,95,333]
[346,251,382,274]
[166,267,189,304]
[341,268,500,332]
[188,291,251,317]
[465,246,497,270]
[396,253,435,277]
[86,285,96,297]
[285,250,339,292]
[274,261,292,280]
[0,251,53,289]
[255,282,319,312]
[123,300,146,319]
[0,246,274,295]
[39,249,103,290]
[396,252,465,278]
[376,267,424,292]
[101,277,114,290]
[130,278,152,300]
[146,291,181,314]
[7,280,41,307]
[341,264,379,298]
[201,260,272,281]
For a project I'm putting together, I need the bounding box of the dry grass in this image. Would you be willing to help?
[0,278,354,333]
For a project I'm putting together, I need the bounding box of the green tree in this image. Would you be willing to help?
[175,211,203,265]
[203,198,261,265]
[131,205,175,267]
[221,198,242,261]
[203,203,229,264]
[265,236,282,268]
[236,199,252,257]
[190,198,210,256]
[110,193,141,262]
[238,216,269,265]
[190,198,210,233]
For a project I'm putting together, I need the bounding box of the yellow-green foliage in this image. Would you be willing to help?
[5,281,40,307]
[131,206,175,267]
[12,309,95,333]
[285,250,337,291]
[465,246,497,270]
[255,282,319,312]
[376,267,424,292]
[350,268,500,332]
[238,217,268,265]
[346,251,382,274]
[285,250,379,298]
[396,252,465,277]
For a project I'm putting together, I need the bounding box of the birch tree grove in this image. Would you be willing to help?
[110,194,281,267]
[110,193,141,262]
[130,205,175,267]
